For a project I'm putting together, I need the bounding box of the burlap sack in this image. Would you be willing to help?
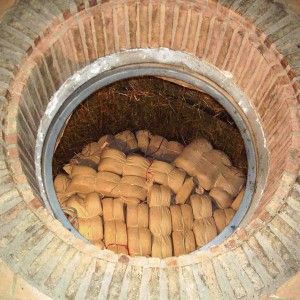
[136,130,151,153]
[107,244,129,255]
[170,204,193,231]
[149,206,172,236]
[94,172,121,196]
[102,198,124,222]
[164,141,184,162]
[175,177,194,204]
[78,216,103,241]
[123,154,151,178]
[190,194,213,219]
[115,130,138,152]
[128,227,151,256]
[231,188,245,210]
[113,176,147,200]
[54,174,70,193]
[115,197,140,206]
[172,230,196,256]
[68,165,97,178]
[209,187,232,209]
[147,135,168,156]
[151,235,172,258]
[126,204,149,228]
[81,142,103,164]
[104,220,127,247]
[66,194,102,218]
[167,167,186,193]
[67,175,96,194]
[98,148,126,175]
[93,239,105,249]
[193,217,217,247]
[213,208,235,233]
[147,184,172,207]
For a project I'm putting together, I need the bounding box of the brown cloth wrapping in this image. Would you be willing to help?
[115,130,138,153]
[151,235,172,258]
[136,130,151,153]
[54,174,72,204]
[231,188,245,210]
[81,142,103,164]
[175,177,195,204]
[115,197,140,206]
[128,227,151,256]
[78,216,103,241]
[170,204,193,231]
[123,154,151,178]
[149,206,172,236]
[98,148,126,175]
[147,184,172,207]
[102,198,124,222]
[213,208,235,233]
[65,193,102,218]
[126,204,149,228]
[190,194,213,219]
[193,217,217,247]
[172,230,196,256]
[104,220,127,248]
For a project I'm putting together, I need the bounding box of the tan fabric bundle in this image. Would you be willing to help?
[115,130,138,152]
[65,194,102,218]
[107,244,128,255]
[193,217,217,247]
[190,194,213,219]
[104,220,127,247]
[175,177,194,204]
[126,204,149,228]
[114,176,147,200]
[151,235,172,258]
[93,239,105,249]
[172,230,196,256]
[136,130,151,153]
[54,174,70,193]
[81,142,103,164]
[231,188,245,210]
[68,165,97,178]
[98,148,126,175]
[170,204,194,231]
[123,154,151,178]
[147,135,168,156]
[147,160,186,193]
[209,187,232,209]
[147,184,172,207]
[128,227,151,256]
[102,198,124,222]
[164,141,184,162]
[115,197,140,206]
[67,175,96,194]
[78,216,103,241]
[98,134,114,148]
[149,206,172,236]
[213,208,235,233]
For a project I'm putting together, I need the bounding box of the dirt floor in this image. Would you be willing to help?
[53,76,247,175]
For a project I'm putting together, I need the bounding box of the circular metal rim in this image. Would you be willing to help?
[39,63,257,250]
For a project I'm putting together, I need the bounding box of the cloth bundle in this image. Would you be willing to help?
[147,184,172,207]
[231,188,245,210]
[151,235,173,258]
[213,208,235,233]
[172,230,196,256]
[104,220,128,254]
[78,216,103,241]
[126,204,149,228]
[54,174,71,204]
[102,198,125,222]
[149,206,172,236]
[175,138,245,206]
[193,217,217,247]
[175,177,195,204]
[190,194,213,219]
[114,130,138,153]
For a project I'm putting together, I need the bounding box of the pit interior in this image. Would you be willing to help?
[53,76,248,257]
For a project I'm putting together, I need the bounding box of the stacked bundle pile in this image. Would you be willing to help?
[54,130,245,258]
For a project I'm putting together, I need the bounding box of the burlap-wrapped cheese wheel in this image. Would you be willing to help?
[69,165,97,178]
[175,177,194,204]
[231,188,245,210]
[93,239,105,249]
[115,197,140,206]
[209,187,232,209]
[213,208,235,233]
[151,235,172,258]
[123,154,151,178]
[66,194,102,218]
[172,230,196,256]
[115,130,138,152]
[107,244,129,255]
[104,220,127,247]
[149,206,172,236]
[136,130,151,153]
[78,216,103,241]
[128,227,151,256]
[98,148,126,175]
[193,217,217,247]
[54,174,70,193]
[190,194,213,219]
[147,184,172,207]
[170,204,193,231]
[102,198,124,222]
[126,204,149,228]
